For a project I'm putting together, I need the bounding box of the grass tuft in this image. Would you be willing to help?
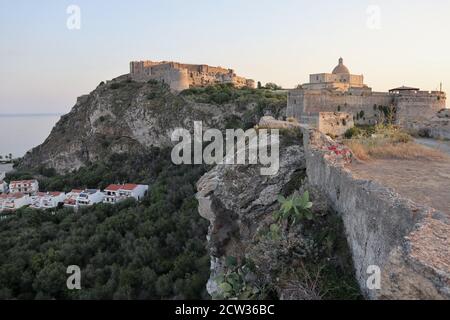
[344,125,447,161]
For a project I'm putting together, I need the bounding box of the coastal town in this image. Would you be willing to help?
[0,172,148,212]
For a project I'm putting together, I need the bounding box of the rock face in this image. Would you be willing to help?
[196,131,362,299]
[19,76,279,173]
[196,134,307,296]
[405,108,450,140]
[197,125,449,300]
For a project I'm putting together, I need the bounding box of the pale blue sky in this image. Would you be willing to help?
[1,0,449,113]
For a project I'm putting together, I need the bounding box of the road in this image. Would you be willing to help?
[414,138,450,156]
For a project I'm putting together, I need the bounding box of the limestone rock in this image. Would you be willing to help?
[196,134,306,297]
[18,76,271,173]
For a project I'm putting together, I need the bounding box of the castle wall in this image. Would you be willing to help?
[129,60,255,90]
[318,112,354,137]
[394,92,446,125]
[287,89,393,125]
[304,128,450,299]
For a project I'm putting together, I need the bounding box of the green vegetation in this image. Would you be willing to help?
[215,258,269,300]
[218,190,361,300]
[0,153,14,163]
[274,191,313,226]
[181,84,286,129]
[343,124,445,161]
[344,124,411,142]
[0,148,210,299]
[263,83,283,91]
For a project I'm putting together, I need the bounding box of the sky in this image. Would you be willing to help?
[1,0,449,114]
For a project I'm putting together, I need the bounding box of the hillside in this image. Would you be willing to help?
[19,76,286,173]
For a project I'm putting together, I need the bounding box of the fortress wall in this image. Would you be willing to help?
[164,68,190,91]
[395,94,446,125]
[130,60,254,90]
[287,90,306,120]
[288,89,393,125]
[318,112,354,137]
[303,128,450,299]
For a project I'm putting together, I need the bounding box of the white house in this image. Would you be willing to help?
[76,189,105,207]
[103,184,149,204]
[30,192,66,210]
[0,193,31,211]
[9,180,39,195]
[63,189,83,208]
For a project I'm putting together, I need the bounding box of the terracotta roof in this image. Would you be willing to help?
[105,184,122,191]
[105,184,141,191]
[121,184,139,191]
[10,180,38,185]
[1,193,26,199]
[70,189,83,194]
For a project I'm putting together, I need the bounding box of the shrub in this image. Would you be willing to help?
[274,191,313,226]
[265,83,282,90]
[286,117,298,123]
[215,258,266,300]
[344,127,361,139]
[147,79,159,85]
[110,83,122,90]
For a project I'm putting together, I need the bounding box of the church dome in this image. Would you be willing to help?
[332,57,350,74]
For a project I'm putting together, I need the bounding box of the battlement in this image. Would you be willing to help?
[129,60,255,91]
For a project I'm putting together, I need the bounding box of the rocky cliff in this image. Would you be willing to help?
[196,130,361,299]
[19,76,285,173]
[196,125,450,300]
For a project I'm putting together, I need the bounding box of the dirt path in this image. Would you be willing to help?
[415,138,450,156]
[350,158,450,215]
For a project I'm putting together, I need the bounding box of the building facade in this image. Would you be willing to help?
[76,189,105,207]
[30,192,66,210]
[104,184,148,204]
[130,60,256,91]
[287,58,446,126]
[9,180,39,195]
[0,193,30,211]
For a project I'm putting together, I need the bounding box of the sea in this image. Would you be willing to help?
[0,114,62,159]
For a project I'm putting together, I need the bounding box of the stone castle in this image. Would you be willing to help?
[287,58,446,126]
[130,60,256,91]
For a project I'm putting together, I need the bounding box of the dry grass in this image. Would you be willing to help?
[343,124,448,161]
[344,140,370,161]
[344,139,447,161]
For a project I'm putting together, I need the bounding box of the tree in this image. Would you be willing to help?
[257,81,262,89]
[265,83,282,90]
[0,148,210,300]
